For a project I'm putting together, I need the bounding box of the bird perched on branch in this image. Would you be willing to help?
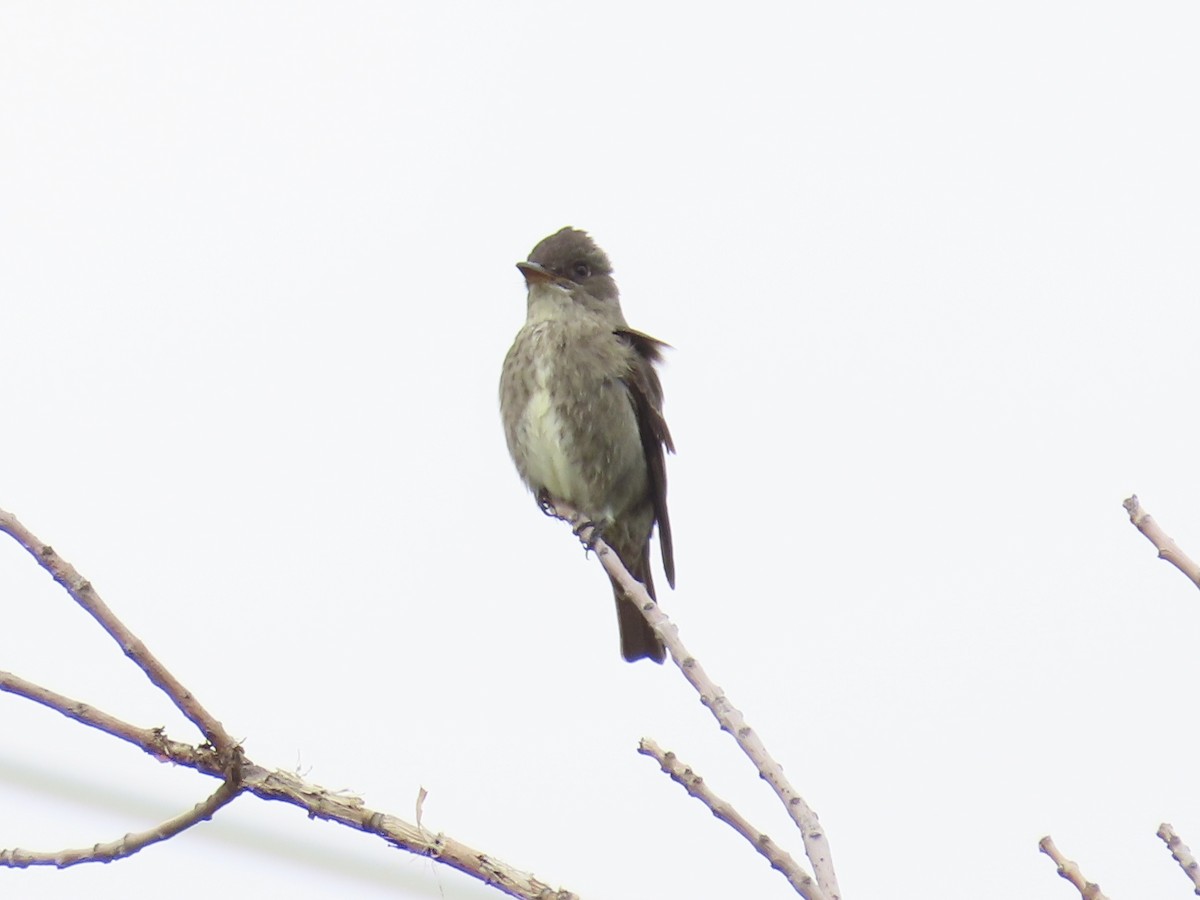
[499,227,675,663]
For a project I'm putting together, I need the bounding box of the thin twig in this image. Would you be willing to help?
[0,507,237,753]
[552,502,840,900]
[1,780,241,868]
[638,738,828,900]
[0,670,200,764]
[1123,495,1200,589]
[1157,823,1200,893]
[1038,836,1109,900]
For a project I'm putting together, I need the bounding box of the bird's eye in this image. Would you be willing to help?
[571,262,591,280]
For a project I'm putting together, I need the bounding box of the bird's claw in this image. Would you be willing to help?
[534,489,605,558]
[572,518,606,556]
[535,489,557,517]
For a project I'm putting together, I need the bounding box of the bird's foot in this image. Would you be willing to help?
[572,518,606,556]
[535,489,558,518]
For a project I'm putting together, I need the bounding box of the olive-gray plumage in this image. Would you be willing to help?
[499,227,674,663]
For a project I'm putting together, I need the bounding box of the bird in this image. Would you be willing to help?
[499,227,674,663]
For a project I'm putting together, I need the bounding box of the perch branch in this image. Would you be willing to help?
[551,502,840,900]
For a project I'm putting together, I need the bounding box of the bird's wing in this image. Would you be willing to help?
[616,328,676,589]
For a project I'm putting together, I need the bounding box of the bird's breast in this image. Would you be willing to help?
[520,355,578,500]
[512,326,592,507]
[503,316,642,522]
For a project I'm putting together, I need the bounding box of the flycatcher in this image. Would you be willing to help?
[499,227,675,663]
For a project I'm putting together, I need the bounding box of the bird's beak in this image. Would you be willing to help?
[516,260,557,285]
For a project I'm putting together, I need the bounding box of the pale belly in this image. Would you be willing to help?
[514,355,599,513]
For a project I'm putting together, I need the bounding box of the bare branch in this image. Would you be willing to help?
[0,674,578,899]
[1,781,240,868]
[638,738,828,900]
[1157,823,1200,893]
[0,510,580,899]
[1038,836,1109,900]
[0,507,236,752]
[1123,495,1200,589]
[551,502,840,900]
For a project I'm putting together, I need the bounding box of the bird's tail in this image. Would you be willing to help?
[611,553,665,664]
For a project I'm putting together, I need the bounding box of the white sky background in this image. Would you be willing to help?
[2,3,1199,898]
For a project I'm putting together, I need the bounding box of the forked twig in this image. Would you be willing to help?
[638,739,828,900]
[0,508,577,899]
[0,508,236,753]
